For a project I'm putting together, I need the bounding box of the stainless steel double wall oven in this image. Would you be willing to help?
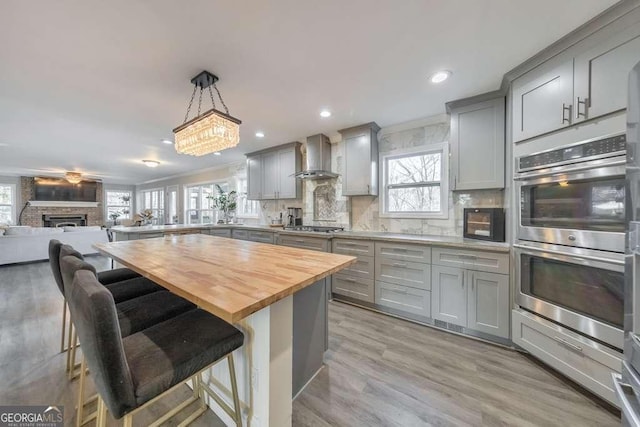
[514,133,626,349]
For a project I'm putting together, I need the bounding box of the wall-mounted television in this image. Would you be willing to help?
[34,177,98,202]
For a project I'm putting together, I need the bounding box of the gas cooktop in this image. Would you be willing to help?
[283,225,344,233]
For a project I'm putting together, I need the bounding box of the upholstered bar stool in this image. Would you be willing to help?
[59,254,195,376]
[48,239,145,354]
[69,270,244,427]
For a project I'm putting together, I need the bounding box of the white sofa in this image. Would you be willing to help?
[0,226,108,265]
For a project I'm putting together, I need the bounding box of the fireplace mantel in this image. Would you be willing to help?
[28,201,100,208]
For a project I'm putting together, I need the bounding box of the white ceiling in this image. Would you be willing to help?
[0,0,618,184]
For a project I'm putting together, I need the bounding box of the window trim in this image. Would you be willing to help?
[0,183,16,225]
[235,175,259,219]
[104,190,132,221]
[184,181,228,225]
[379,143,449,219]
[138,187,165,225]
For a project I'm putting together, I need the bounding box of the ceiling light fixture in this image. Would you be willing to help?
[142,160,160,168]
[213,152,221,156]
[65,172,82,184]
[320,110,332,118]
[173,70,242,157]
[430,70,451,84]
[161,139,173,145]
[255,131,265,138]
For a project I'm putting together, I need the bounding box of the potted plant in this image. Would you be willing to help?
[135,209,154,226]
[109,211,121,226]
[208,184,237,224]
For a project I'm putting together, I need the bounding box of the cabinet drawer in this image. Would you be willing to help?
[333,274,374,303]
[277,235,329,252]
[432,247,509,275]
[375,258,431,291]
[232,229,249,240]
[208,229,231,238]
[332,239,374,257]
[375,281,431,318]
[375,242,430,263]
[248,230,275,244]
[138,232,164,239]
[338,255,374,280]
[512,309,621,406]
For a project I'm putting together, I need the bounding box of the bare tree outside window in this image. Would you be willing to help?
[0,184,14,224]
[381,144,448,218]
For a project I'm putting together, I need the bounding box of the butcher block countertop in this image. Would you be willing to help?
[94,234,356,323]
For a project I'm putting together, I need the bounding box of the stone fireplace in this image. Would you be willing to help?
[42,214,88,227]
[19,177,104,227]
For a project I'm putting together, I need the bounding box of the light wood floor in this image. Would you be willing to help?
[0,257,620,426]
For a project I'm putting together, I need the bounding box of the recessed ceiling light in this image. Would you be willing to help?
[161,139,173,145]
[142,160,160,168]
[255,132,265,138]
[320,110,332,118]
[430,70,451,84]
[213,152,221,156]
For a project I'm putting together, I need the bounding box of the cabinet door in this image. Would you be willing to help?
[512,60,574,142]
[431,265,467,327]
[344,132,373,196]
[450,98,505,190]
[277,148,298,199]
[261,151,279,199]
[247,155,262,200]
[574,28,640,122]
[467,271,509,338]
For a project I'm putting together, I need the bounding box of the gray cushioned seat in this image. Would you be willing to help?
[97,268,141,285]
[68,270,244,419]
[117,291,196,337]
[123,309,244,405]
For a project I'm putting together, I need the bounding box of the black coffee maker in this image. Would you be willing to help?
[287,207,302,227]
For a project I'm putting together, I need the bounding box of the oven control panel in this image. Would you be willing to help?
[518,134,626,171]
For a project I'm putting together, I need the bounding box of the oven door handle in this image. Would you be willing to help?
[513,243,624,266]
[514,157,625,180]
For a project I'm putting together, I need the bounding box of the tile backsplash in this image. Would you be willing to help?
[249,118,504,235]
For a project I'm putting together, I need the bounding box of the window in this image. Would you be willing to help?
[185,183,228,224]
[105,190,132,223]
[380,143,449,218]
[139,188,165,224]
[0,184,16,224]
[236,177,259,218]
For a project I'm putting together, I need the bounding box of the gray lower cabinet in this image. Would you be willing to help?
[375,281,431,318]
[450,97,505,190]
[208,228,232,238]
[277,235,330,252]
[512,308,621,406]
[247,230,275,244]
[333,274,374,303]
[337,255,374,280]
[231,229,249,241]
[375,257,430,290]
[431,265,467,327]
[432,265,509,338]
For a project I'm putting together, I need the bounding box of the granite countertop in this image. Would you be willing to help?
[111,224,510,251]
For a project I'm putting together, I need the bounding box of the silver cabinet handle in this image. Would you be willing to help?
[575,97,588,119]
[295,239,305,243]
[393,248,407,252]
[343,278,357,283]
[392,262,407,268]
[553,336,583,352]
[561,103,572,125]
[462,271,465,287]
[612,374,640,427]
[393,287,408,294]
[453,175,457,190]
[471,272,475,290]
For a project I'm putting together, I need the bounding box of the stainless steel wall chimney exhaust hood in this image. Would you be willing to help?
[295,134,338,179]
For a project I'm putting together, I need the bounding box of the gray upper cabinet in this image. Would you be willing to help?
[247,155,262,200]
[450,97,505,190]
[511,18,640,143]
[512,60,574,143]
[573,26,640,123]
[339,122,380,196]
[246,142,301,200]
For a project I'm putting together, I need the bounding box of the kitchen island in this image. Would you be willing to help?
[94,234,356,426]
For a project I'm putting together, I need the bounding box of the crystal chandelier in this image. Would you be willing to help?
[173,71,241,156]
[65,172,82,184]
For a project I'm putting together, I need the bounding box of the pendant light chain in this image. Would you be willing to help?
[207,85,217,110]
[182,85,198,124]
[197,87,204,116]
[213,82,230,115]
